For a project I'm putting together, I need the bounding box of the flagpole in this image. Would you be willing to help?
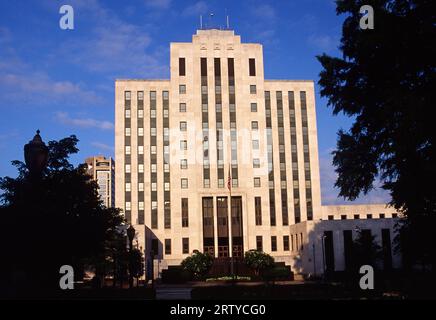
[228,167,234,278]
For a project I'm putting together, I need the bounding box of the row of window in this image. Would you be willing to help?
[256,235,291,252]
[165,238,190,255]
[178,57,257,77]
[327,213,398,220]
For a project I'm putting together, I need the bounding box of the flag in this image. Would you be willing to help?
[227,168,232,191]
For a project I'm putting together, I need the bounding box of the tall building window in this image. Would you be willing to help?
[180,121,187,131]
[179,57,186,76]
[180,103,186,112]
[252,140,259,150]
[201,57,211,189]
[165,239,171,255]
[181,178,188,189]
[254,177,261,187]
[253,158,260,168]
[276,91,288,226]
[182,198,189,227]
[150,91,157,229]
[182,238,189,254]
[251,103,257,112]
[228,58,239,188]
[250,85,257,94]
[283,235,290,251]
[249,58,256,76]
[300,91,313,221]
[255,197,262,226]
[289,91,300,223]
[180,140,188,150]
[256,236,263,252]
[271,236,277,252]
[180,159,188,169]
[251,121,259,130]
[265,91,276,226]
[179,85,186,94]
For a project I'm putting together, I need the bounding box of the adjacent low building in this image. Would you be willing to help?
[114,29,401,278]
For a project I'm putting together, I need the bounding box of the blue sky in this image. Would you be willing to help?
[0,0,389,205]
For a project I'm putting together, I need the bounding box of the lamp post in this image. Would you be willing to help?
[127,225,135,289]
[24,130,48,179]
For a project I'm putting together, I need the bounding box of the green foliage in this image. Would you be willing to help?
[0,135,126,291]
[244,250,274,276]
[317,0,436,266]
[206,276,251,282]
[129,248,145,279]
[350,231,383,270]
[181,251,214,279]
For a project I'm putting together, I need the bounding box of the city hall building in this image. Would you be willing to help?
[115,29,401,277]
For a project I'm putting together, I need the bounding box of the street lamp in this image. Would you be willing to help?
[127,225,135,288]
[24,130,48,178]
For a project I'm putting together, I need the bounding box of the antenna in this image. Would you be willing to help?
[209,12,214,29]
[226,15,230,29]
[200,15,203,29]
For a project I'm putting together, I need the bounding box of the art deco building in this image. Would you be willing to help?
[85,156,115,208]
[115,29,401,276]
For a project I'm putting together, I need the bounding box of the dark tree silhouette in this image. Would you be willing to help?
[317,0,436,268]
[0,135,125,296]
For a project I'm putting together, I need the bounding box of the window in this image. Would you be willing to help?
[251,121,259,130]
[125,183,131,192]
[180,140,187,150]
[151,146,157,154]
[165,239,171,255]
[250,85,257,94]
[125,110,131,118]
[182,238,189,254]
[180,159,188,169]
[249,58,256,76]
[125,202,131,210]
[181,178,188,189]
[151,128,157,136]
[125,91,131,100]
[138,164,144,173]
[179,57,186,76]
[300,233,304,250]
[271,236,277,252]
[251,103,257,112]
[139,202,144,210]
[283,235,290,251]
[341,215,347,220]
[354,214,360,219]
[125,164,131,173]
[180,103,186,112]
[367,214,373,219]
[252,140,259,150]
[164,182,170,191]
[163,91,169,100]
[151,183,157,191]
[256,236,263,252]
[138,110,144,118]
[182,198,189,227]
[379,213,385,219]
[138,91,144,100]
[328,215,334,220]
[150,109,156,118]
[125,128,131,136]
[254,177,261,187]
[125,146,131,155]
[179,85,186,94]
[255,197,262,226]
[138,183,144,192]
[253,158,260,168]
[138,146,144,154]
[392,213,398,218]
[180,121,187,131]
[204,179,210,188]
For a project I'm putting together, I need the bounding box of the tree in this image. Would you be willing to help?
[181,251,213,279]
[244,250,274,277]
[0,135,125,294]
[317,0,436,267]
[350,230,383,271]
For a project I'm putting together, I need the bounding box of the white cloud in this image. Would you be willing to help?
[307,34,339,52]
[319,148,391,205]
[144,0,171,9]
[57,1,168,78]
[251,4,276,20]
[54,112,114,130]
[182,1,208,17]
[91,142,114,152]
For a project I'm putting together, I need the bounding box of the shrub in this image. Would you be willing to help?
[262,266,292,281]
[181,251,214,280]
[244,250,274,276]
